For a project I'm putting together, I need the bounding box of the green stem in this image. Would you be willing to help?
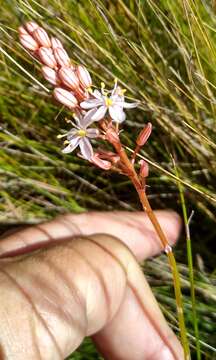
[175,163,201,360]
[112,139,190,359]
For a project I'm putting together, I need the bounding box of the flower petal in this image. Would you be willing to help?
[93,89,103,99]
[79,137,94,160]
[109,105,126,123]
[91,105,107,121]
[121,101,138,109]
[80,99,102,109]
[62,136,80,153]
[86,128,100,138]
[81,108,98,128]
[67,129,78,141]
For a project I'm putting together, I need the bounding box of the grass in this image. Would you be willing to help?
[0,0,216,358]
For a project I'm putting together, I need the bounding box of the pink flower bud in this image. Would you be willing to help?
[51,37,64,50]
[54,47,71,67]
[18,26,28,35]
[91,154,111,170]
[25,21,39,34]
[19,34,39,51]
[76,65,92,89]
[75,87,89,101]
[53,88,78,109]
[38,47,57,68]
[139,160,149,178]
[58,67,80,90]
[33,27,51,47]
[136,122,152,146]
[41,66,59,86]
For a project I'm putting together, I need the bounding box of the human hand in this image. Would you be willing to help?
[0,210,183,360]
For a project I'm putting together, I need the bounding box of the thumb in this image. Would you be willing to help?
[0,232,182,360]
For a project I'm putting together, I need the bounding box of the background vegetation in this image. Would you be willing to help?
[0,0,216,359]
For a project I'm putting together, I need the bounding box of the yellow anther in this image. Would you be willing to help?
[114,77,118,83]
[101,82,105,89]
[57,134,66,139]
[120,88,127,95]
[77,129,87,137]
[105,97,113,107]
[63,140,69,145]
[87,87,93,93]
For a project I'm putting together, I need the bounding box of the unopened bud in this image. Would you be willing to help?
[58,67,80,90]
[91,154,111,170]
[139,159,149,178]
[51,37,64,50]
[41,66,59,86]
[105,127,119,144]
[19,34,39,51]
[38,47,57,68]
[33,27,51,48]
[75,87,89,101]
[25,21,39,34]
[18,26,28,35]
[54,47,71,67]
[136,122,152,146]
[53,87,78,109]
[76,65,92,89]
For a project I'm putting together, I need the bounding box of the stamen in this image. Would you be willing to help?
[57,133,67,138]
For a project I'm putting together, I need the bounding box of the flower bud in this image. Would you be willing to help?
[75,87,89,101]
[76,65,92,89]
[41,66,59,86]
[38,47,57,68]
[18,26,28,35]
[91,154,111,170]
[54,47,71,67]
[139,159,149,178]
[53,88,78,109]
[33,27,51,47]
[51,37,64,50]
[19,34,39,51]
[25,21,39,34]
[58,67,80,90]
[136,122,152,146]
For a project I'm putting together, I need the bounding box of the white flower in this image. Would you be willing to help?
[80,81,138,123]
[60,109,99,160]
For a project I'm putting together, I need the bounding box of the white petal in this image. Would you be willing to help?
[86,128,100,138]
[91,105,107,121]
[81,108,98,128]
[109,105,126,123]
[80,99,102,109]
[93,89,103,99]
[62,136,80,153]
[121,101,138,109]
[79,137,94,160]
[67,129,78,140]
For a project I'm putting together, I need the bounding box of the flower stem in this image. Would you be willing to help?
[111,137,190,359]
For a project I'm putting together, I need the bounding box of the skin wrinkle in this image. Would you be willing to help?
[68,242,115,329]
[29,259,86,335]
[0,267,57,360]
[128,283,179,360]
[54,219,122,325]
[86,236,180,360]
